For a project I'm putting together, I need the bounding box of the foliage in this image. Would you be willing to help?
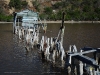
[52,2,62,9]
[56,10,62,20]
[9,0,28,9]
[40,7,52,20]
[44,7,52,15]
[32,0,40,12]
[21,1,28,8]
[1,0,100,21]
[39,13,46,20]
[0,14,13,22]
[9,0,21,9]
[0,6,3,14]
[46,0,100,21]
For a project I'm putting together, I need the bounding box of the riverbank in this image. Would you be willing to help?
[0,21,100,23]
[39,21,100,23]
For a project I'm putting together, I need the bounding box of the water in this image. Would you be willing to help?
[0,23,100,75]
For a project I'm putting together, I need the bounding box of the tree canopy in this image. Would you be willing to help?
[40,0,100,21]
[1,0,100,21]
[9,0,28,9]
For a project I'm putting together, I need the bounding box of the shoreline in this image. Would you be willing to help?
[0,21,100,23]
[39,21,100,23]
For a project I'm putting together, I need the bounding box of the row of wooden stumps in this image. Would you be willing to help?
[13,11,66,65]
[67,47,100,75]
[13,11,100,75]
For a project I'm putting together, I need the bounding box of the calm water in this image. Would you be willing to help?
[0,23,100,75]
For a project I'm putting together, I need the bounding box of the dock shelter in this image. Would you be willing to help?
[13,9,42,33]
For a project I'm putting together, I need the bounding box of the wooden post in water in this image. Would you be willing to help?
[93,51,100,74]
[18,19,19,27]
[69,45,72,53]
[93,69,96,75]
[98,58,100,66]
[93,52,98,65]
[55,12,65,43]
[79,50,83,75]
[94,52,98,64]
[79,61,83,75]
[69,55,72,64]
[60,12,65,45]
[13,12,17,34]
[74,66,77,75]
[61,11,65,27]
[71,56,75,75]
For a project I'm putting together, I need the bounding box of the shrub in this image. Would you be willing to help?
[0,14,13,22]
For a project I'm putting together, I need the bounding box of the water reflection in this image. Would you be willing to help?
[0,23,100,75]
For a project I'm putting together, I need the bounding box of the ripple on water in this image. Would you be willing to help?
[0,23,100,75]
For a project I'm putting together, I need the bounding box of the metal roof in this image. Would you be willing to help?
[16,9,39,17]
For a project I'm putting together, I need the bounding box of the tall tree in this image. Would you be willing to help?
[9,0,21,9]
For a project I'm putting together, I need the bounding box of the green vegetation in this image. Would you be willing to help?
[21,1,28,8]
[0,14,13,22]
[0,0,100,21]
[9,0,21,9]
[9,0,28,9]
[0,4,13,22]
[0,0,28,22]
[40,0,100,21]
[32,0,40,12]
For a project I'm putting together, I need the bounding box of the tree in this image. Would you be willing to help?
[9,0,21,9]
[53,2,62,9]
[56,10,62,20]
[32,0,40,12]
[21,1,28,8]
[9,0,14,8]
[44,7,52,15]
[0,6,3,14]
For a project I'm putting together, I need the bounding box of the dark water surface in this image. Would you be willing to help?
[0,23,100,75]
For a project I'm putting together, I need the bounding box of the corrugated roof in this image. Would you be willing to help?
[17,9,39,17]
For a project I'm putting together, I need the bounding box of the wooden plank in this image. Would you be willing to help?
[68,50,96,56]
